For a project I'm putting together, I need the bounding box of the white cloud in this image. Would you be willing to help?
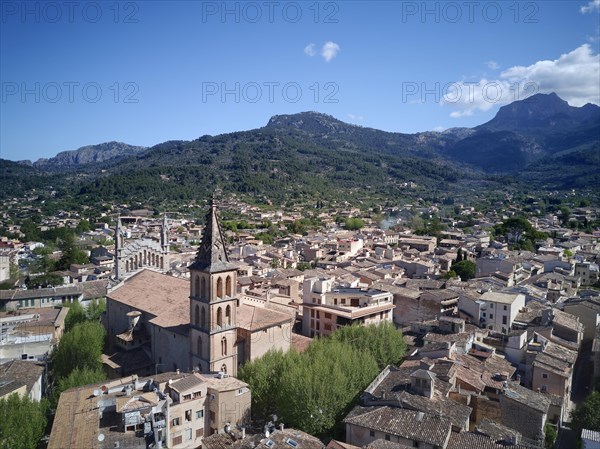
[486,61,500,70]
[321,41,340,62]
[580,0,600,13]
[442,44,600,118]
[433,126,446,132]
[304,43,316,57]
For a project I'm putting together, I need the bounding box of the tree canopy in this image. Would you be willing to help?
[493,216,547,251]
[64,301,88,332]
[571,391,600,434]
[238,322,405,437]
[0,394,48,449]
[52,321,105,380]
[56,233,89,271]
[452,260,476,281]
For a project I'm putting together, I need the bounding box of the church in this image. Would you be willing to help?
[104,200,294,378]
[114,214,170,280]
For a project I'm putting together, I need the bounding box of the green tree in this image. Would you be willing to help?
[544,423,557,449]
[30,245,56,274]
[330,322,406,370]
[238,349,294,422]
[559,206,571,225]
[64,301,88,332]
[452,260,476,281]
[0,394,48,449]
[53,367,106,408]
[495,216,532,245]
[409,215,424,231]
[443,270,457,280]
[76,219,92,234]
[25,273,63,289]
[571,391,600,434]
[296,261,312,271]
[87,298,106,322]
[275,339,378,436]
[238,322,403,436]
[52,321,105,380]
[344,218,364,231]
[56,233,89,271]
[456,248,463,262]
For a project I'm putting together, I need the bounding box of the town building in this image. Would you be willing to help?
[301,277,394,338]
[48,371,250,449]
[478,292,526,333]
[0,359,45,401]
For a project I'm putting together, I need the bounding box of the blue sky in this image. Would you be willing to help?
[1,0,599,161]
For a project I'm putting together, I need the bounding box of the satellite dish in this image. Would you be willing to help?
[98,433,105,442]
[265,431,270,438]
[93,390,100,397]
[101,385,107,392]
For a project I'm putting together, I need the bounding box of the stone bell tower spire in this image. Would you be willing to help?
[189,197,238,375]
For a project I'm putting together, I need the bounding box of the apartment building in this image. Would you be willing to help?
[302,277,394,337]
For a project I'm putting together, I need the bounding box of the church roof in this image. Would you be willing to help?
[107,269,189,333]
[189,200,237,273]
[237,304,294,332]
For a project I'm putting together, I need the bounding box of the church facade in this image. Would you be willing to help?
[114,215,170,281]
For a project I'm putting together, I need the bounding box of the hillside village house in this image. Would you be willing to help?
[478,291,526,333]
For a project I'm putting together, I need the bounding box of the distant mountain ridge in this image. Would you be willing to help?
[445,93,599,172]
[477,92,599,133]
[19,141,147,171]
[2,92,599,203]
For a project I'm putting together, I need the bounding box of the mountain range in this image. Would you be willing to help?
[2,93,599,204]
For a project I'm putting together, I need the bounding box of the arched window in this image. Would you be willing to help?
[216,307,223,327]
[201,307,206,329]
[151,253,155,266]
[221,336,227,356]
[194,305,200,326]
[200,277,206,299]
[197,336,202,356]
[225,305,231,326]
[194,276,200,297]
[125,260,130,272]
[160,256,164,269]
[143,250,147,265]
[226,276,232,296]
[217,277,223,299]
[221,364,227,374]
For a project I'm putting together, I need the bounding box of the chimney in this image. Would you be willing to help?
[279,423,284,431]
[176,368,180,375]
[126,311,142,330]
[242,427,246,439]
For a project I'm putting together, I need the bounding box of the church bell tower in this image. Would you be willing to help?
[189,199,238,376]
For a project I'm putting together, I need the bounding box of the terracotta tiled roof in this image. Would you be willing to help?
[447,432,531,449]
[107,269,189,330]
[0,360,44,398]
[344,406,452,448]
[236,304,293,332]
